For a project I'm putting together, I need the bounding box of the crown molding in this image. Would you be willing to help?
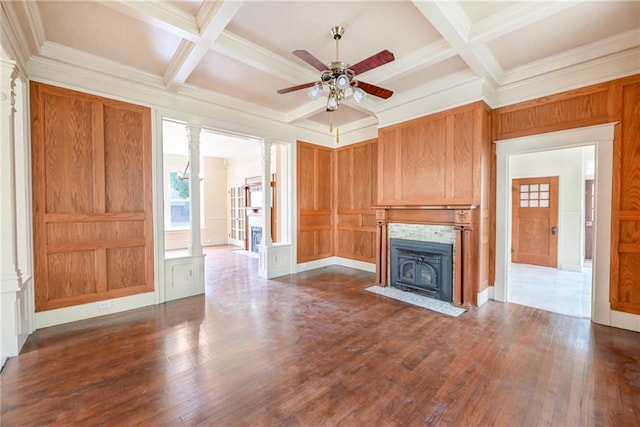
[377,77,486,128]
[0,2,29,76]
[502,29,640,85]
[494,48,640,108]
[26,54,332,146]
[378,70,479,114]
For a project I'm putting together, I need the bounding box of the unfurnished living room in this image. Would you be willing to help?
[1,1,639,425]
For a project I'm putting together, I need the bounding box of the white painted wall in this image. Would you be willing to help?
[163,153,228,250]
[509,145,595,271]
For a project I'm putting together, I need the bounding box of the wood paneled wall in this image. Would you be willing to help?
[335,139,378,263]
[297,141,333,262]
[493,74,640,315]
[31,82,154,311]
[378,102,489,206]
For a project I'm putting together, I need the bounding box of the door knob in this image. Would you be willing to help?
[551,226,557,235]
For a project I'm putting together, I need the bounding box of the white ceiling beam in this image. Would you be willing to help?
[411,0,502,86]
[213,31,318,84]
[469,0,584,45]
[163,0,244,90]
[96,0,200,42]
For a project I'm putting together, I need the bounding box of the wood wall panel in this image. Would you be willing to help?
[492,83,612,141]
[611,77,640,314]
[378,102,487,206]
[46,251,97,300]
[104,105,146,213]
[106,246,145,291]
[43,94,95,213]
[297,141,334,262]
[335,139,377,263]
[32,82,154,311]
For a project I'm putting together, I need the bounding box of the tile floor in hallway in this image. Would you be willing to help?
[508,261,593,318]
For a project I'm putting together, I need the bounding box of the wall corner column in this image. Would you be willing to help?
[186,125,203,257]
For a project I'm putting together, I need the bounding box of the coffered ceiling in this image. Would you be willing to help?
[2,0,639,142]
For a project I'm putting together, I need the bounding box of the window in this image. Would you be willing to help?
[169,170,190,228]
[519,183,550,208]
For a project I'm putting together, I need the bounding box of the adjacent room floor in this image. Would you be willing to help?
[508,261,593,318]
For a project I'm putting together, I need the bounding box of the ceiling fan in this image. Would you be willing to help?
[277,26,395,111]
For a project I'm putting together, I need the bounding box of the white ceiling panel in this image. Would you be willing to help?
[167,0,204,17]
[37,1,182,75]
[227,1,442,68]
[488,1,640,70]
[304,104,372,127]
[383,56,471,93]
[458,1,510,23]
[187,49,311,110]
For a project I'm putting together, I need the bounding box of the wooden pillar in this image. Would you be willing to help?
[453,226,463,306]
[462,226,473,307]
[375,209,389,285]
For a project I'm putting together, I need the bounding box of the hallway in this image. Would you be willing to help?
[508,262,592,318]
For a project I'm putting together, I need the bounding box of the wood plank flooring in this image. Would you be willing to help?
[2,245,639,426]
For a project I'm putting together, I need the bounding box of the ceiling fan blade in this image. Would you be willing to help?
[350,50,395,75]
[356,81,393,99]
[293,50,328,72]
[277,82,317,95]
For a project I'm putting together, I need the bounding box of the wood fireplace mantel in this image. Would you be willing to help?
[374,205,479,308]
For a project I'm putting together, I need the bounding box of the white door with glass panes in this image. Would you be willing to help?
[229,186,245,246]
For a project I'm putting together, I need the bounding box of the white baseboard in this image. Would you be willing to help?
[296,256,376,274]
[35,292,156,329]
[478,286,494,306]
[560,263,583,272]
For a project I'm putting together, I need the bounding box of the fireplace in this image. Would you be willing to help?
[390,238,453,302]
[250,226,262,253]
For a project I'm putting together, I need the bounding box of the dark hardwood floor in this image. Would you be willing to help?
[2,245,639,426]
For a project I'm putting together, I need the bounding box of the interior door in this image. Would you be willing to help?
[511,176,559,268]
[585,179,595,259]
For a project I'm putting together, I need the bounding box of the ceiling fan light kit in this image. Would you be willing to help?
[278,26,395,113]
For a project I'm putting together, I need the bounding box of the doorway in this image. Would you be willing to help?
[502,144,596,318]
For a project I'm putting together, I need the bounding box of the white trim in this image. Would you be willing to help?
[477,287,490,306]
[35,292,157,329]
